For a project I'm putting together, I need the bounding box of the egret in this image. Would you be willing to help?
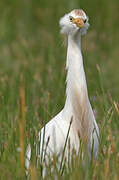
[26,9,99,174]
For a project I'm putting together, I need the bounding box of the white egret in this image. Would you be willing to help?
[26,9,99,174]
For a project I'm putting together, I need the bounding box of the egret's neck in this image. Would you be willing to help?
[63,32,95,141]
[64,33,88,114]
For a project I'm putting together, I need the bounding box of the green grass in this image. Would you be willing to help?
[0,0,119,179]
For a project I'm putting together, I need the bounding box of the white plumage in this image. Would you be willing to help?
[26,9,99,174]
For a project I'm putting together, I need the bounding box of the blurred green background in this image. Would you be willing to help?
[0,0,119,179]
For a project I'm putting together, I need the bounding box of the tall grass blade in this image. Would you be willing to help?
[59,116,73,174]
[19,78,26,177]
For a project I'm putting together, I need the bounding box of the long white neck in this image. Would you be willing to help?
[64,32,88,113]
[63,32,94,140]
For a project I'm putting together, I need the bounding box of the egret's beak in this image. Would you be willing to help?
[72,18,85,28]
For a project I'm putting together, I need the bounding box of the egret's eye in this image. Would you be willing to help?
[84,19,87,23]
[69,16,73,21]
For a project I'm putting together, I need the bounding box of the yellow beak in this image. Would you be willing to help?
[72,18,85,28]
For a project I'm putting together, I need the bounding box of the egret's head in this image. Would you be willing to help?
[59,9,89,36]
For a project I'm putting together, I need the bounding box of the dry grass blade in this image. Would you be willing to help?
[114,101,119,115]
[30,165,37,180]
[19,79,26,177]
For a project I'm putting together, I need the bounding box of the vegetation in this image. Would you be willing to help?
[0,0,119,179]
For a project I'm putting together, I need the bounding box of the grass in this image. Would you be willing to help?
[0,0,119,179]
